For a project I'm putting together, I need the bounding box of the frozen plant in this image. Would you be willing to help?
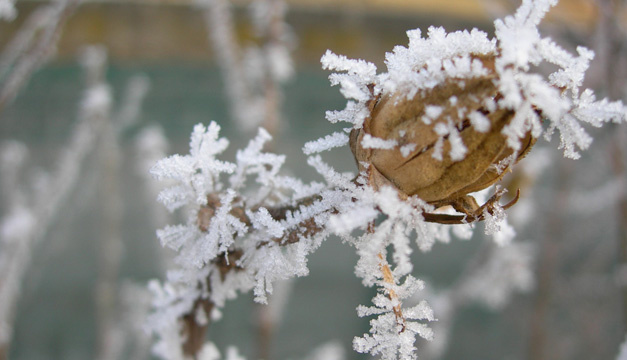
[148,0,627,359]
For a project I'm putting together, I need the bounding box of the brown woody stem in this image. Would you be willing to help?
[181,250,243,358]
[378,253,406,333]
[422,189,520,225]
[184,186,519,356]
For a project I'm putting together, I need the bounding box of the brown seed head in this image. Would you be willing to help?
[350,55,536,205]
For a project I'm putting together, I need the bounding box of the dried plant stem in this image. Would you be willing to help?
[377,253,406,332]
[259,0,289,140]
[263,70,280,142]
[181,250,242,358]
[256,307,274,360]
[182,298,214,358]
[182,181,508,356]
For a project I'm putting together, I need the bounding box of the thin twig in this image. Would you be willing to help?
[0,0,81,114]
[202,0,255,130]
[377,253,406,333]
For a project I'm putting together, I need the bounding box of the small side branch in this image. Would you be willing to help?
[378,253,406,333]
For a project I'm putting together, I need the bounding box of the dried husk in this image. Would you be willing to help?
[350,55,536,204]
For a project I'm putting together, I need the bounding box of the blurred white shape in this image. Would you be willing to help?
[460,242,535,309]
[617,335,627,360]
[303,341,346,360]
[0,0,16,21]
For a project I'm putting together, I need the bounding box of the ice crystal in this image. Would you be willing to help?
[302,131,349,155]
[353,275,434,360]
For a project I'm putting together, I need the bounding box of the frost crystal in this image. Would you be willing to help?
[302,131,349,155]
[361,133,398,150]
[354,275,434,360]
[151,122,234,211]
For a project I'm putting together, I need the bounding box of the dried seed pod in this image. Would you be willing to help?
[350,55,536,207]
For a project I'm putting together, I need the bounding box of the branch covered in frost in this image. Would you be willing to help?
[148,123,338,358]
[0,45,108,356]
[354,273,434,360]
[0,0,81,113]
[200,0,293,133]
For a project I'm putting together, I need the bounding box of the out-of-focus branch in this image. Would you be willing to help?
[201,0,255,129]
[613,124,627,332]
[89,50,151,360]
[180,250,242,358]
[256,278,293,360]
[589,0,627,99]
[592,0,627,336]
[84,46,122,360]
[0,0,81,114]
[254,0,293,138]
[201,0,292,137]
[527,161,572,360]
[0,43,107,359]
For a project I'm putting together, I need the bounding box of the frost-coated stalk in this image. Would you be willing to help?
[134,125,172,233]
[0,0,81,113]
[202,0,250,129]
[0,6,49,79]
[254,0,293,139]
[148,1,627,359]
[248,0,294,354]
[377,253,406,332]
[96,93,124,360]
[201,0,293,134]
[0,43,109,359]
[83,46,121,360]
[92,48,151,360]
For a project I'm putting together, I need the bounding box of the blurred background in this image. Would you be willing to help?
[0,0,626,359]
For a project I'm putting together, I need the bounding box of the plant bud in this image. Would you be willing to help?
[350,55,535,204]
